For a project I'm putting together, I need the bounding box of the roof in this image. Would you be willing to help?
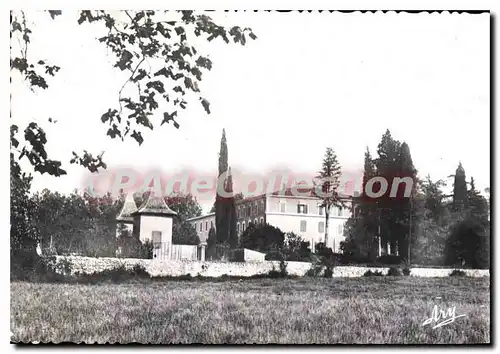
[116,193,138,222]
[186,212,216,222]
[132,193,178,217]
[235,187,353,205]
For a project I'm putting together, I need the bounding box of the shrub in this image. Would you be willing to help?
[305,260,324,277]
[402,267,411,276]
[74,263,150,283]
[449,269,467,277]
[387,267,402,276]
[363,270,383,277]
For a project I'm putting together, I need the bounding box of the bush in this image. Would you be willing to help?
[387,267,402,276]
[75,264,150,283]
[402,267,411,276]
[364,270,383,277]
[376,255,403,265]
[449,269,467,277]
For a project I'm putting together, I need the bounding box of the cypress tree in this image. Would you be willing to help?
[395,142,417,261]
[375,129,401,254]
[452,162,468,212]
[226,167,238,248]
[215,129,233,247]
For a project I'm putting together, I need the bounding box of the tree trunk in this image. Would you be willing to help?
[325,208,330,249]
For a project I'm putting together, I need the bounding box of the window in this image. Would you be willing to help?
[338,224,343,235]
[338,207,342,216]
[247,206,251,217]
[300,220,307,232]
[318,222,325,233]
[318,206,324,215]
[211,220,213,229]
[260,217,264,224]
[297,204,308,214]
[254,218,258,224]
[280,202,286,213]
[205,221,208,231]
[237,223,240,234]
[242,222,245,232]
[152,231,162,248]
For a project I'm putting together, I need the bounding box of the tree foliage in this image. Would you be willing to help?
[10,10,255,269]
[11,10,256,175]
[239,223,285,254]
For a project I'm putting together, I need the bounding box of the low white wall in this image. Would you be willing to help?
[54,256,490,278]
[243,249,266,262]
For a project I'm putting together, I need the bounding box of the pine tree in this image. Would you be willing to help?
[315,147,344,250]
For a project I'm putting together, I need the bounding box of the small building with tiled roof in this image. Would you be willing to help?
[116,193,138,237]
[130,193,177,246]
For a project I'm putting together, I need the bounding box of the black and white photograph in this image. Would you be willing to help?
[9,6,491,345]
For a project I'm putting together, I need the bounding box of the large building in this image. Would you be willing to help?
[188,188,353,253]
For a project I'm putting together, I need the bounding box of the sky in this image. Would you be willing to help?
[11,11,490,213]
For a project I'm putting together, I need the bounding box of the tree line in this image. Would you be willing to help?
[341,129,490,269]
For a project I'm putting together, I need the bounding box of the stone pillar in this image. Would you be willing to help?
[199,242,207,261]
[378,237,382,257]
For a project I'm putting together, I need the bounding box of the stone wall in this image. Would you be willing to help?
[54,256,490,278]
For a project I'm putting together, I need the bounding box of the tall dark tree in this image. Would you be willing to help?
[374,129,401,254]
[343,147,378,261]
[215,129,229,245]
[314,147,344,250]
[445,171,490,269]
[452,162,468,212]
[394,142,418,260]
[226,167,238,248]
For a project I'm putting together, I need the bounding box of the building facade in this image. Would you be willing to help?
[187,213,216,243]
[190,189,352,253]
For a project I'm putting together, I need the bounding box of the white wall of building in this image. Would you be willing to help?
[266,195,350,253]
[188,213,215,243]
[139,215,173,244]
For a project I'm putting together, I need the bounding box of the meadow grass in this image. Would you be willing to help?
[11,277,490,344]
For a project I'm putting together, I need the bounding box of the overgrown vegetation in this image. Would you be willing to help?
[449,269,467,277]
[387,267,402,276]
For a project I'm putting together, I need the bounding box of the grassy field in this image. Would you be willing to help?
[11,277,490,344]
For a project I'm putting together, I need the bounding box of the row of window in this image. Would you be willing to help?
[237,200,265,219]
[299,221,344,234]
[280,203,344,216]
[195,220,214,232]
[236,217,265,234]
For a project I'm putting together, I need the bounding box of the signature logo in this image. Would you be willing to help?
[422,302,466,329]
